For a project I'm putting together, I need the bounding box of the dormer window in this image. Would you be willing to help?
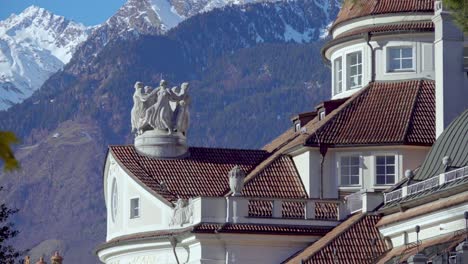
[295,122,301,132]
[333,57,343,95]
[319,111,325,120]
[347,52,362,89]
[387,47,414,72]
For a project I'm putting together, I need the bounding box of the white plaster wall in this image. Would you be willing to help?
[292,149,322,198]
[99,238,197,264]
[373,35,435,81]
[105,153,173,241]
[291,146,429,199]
[433,10,468,137]
[379,201,468,248]
[99,233,320,264]
[329,34,436,100]
[325,146,429,194]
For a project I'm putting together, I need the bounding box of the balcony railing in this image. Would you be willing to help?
[384,166,468,204]
[246,197,343,221]
[344,191,362,214]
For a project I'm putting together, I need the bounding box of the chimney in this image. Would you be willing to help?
[432,1,468,137]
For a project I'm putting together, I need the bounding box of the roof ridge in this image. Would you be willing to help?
[304,82,373,146]
[224,153,286,197]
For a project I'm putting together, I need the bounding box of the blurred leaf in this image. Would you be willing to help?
[0,131,20,171]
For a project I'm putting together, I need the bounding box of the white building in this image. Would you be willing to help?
[96,0,468,263]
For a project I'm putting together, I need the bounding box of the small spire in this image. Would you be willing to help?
[36,257,46,264]
[51,251,63,264]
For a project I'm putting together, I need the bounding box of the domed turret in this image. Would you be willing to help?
[323,0,436,99]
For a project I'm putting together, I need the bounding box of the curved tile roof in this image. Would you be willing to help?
[332,0,434,29]
[305,80,435,146]
[413,109,468,181]
[283,213,388,264]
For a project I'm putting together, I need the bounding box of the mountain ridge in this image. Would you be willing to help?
[0,6,89,110]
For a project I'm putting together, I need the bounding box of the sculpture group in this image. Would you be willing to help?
[131,80,190,136]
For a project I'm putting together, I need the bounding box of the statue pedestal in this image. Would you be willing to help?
[135,130,188,159]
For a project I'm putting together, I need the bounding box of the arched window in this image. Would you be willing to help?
[111,178,118,223]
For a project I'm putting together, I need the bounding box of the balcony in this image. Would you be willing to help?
[384,166,468,204]
[181,196,348,228]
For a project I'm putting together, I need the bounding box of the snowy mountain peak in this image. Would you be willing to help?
[0,6,89,110]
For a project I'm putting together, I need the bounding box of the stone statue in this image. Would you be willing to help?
[131,80,191,158]
[131,82,145,134]
[175,82,190,135]
[169,198,193,227]
[229,166,245,196]
[131,80,190,135]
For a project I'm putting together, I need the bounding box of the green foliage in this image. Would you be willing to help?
[0,194,23,264]
[0,131,19,172]
[444,0,468,32]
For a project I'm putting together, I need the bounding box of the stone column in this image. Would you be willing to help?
[432,0,467,137]
[51,252,63,264]
[407,253,428,264]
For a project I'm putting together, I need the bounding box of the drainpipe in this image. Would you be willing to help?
[319,144,328,199]
[315,133,328,199]
[365,32,376,82]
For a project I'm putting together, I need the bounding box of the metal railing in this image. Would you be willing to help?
[407,176,439,196]
[345,191,362,213]
[384,189,403,204]
[384,166,468,204]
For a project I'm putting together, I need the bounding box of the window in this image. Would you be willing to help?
[295,122,301,132]
[334,57,343,95]
[130,198,140,219]
[319,111,325,120]
[388,47,414,72]
[376,155,396,185]
[340,156,360,185]
[347,52,362,89]
[111,179,118,222]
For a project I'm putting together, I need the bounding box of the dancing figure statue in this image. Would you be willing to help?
[131,80,190,136]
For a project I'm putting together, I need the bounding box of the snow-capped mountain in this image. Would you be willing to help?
[0,6,89,110]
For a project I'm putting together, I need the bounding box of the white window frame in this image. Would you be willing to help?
[130,197,140,219]
[371,152,400,187]
[386,46,415,73]
[337,153,362,187]
[347,51,363,90]
[375,154,397,185]
[333,57,343,95]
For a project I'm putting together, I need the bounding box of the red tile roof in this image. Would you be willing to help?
[334,21,434,39]
[283,213,388,264]
[110,146,308,204]
[305,80,435,147]
[333,0,434,29]
[193,223,334,236]
[110,146,269,202]
[241,155,307,198]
